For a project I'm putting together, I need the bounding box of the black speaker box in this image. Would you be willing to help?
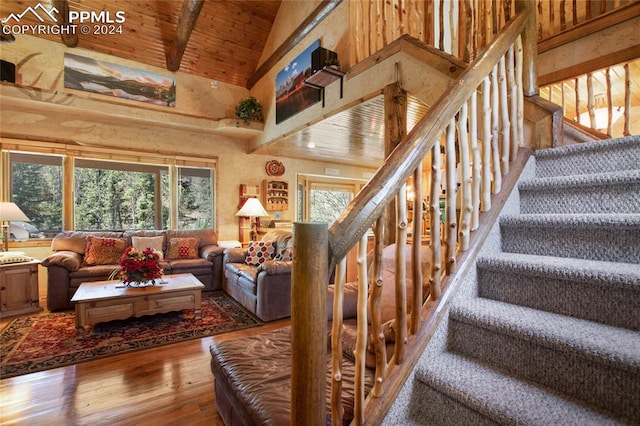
[311,47,338,74]
[1,60,16,83]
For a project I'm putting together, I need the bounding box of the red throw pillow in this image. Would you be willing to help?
[166,237,200,259]
[275,247,293,261]
[245,240,275,266]
[84,236,127,265]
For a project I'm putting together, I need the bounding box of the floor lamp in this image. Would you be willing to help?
[0,202,31,252]
[236,198,269,241]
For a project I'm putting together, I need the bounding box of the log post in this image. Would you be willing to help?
[491,65,502,194]
[370,217,387,397]
[457,102,472,251]
[353,232,369,425]
[515,0,538,96]
[481,77,492,212]
[291,222,328,426]
[382,82,407,246]
[411,165,423,335]
[469,91,481,231]
[498,55,511,175]
[394,184,408,363]
[445,119,457,275]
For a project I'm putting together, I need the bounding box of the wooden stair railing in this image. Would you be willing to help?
[292,3,537,425]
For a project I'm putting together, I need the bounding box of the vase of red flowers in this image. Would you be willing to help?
[110,246,164,287]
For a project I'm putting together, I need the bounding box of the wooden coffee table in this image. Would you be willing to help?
[71,273,204,338]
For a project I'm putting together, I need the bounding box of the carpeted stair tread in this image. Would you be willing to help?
[476,253,640,330]
[519,169,640,191]
[517,170,640,214]
[449,297,640,373]
[477,252,640,287]
[534,135,640,178]
[499,214,640,263]
[415,352,630,425]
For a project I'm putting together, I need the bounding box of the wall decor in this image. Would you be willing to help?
[64,53,176,107]
[275,40,321,124]
[265,160,285,176]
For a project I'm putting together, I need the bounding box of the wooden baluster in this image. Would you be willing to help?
[498,55,511,175]
[481,76,492,212]
[429,142,442,300]
[463,0,473,62]
[394,183,408,363]
[624,63,631,137]
[411,165,423,335]
[425,0,434,47]
[606,67,613,136]
[458,102,472,251]
[516,0,539,97]
[469,91,481,231]
[560,0,567,31]
[353,232,369,425]
[572,0,578,26]
[491,65,502,194]
[331,257,346,425]
[575,77,581,125]
[370,217,387,398]
[515,35,525,149]
[445,119,457,275]
[587,72,596,129]
[507,45,519,162]
[438,0,445,51]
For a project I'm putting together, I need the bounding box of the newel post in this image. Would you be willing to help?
[516,0,539,96]
[291,222,328,426]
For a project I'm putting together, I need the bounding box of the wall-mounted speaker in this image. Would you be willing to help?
[1,60,16,83]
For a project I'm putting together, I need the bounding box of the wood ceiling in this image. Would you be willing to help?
[0,0,282,87]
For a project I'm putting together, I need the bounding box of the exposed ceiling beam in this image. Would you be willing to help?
[52,0,78,47]
[166,0,204,72]
[246,0,342,89]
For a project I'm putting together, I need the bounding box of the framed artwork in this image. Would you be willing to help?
[275,40,321,124]
[64,53,176,107]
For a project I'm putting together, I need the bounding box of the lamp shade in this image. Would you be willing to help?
[236,198,269,217]
[0,202,30,221]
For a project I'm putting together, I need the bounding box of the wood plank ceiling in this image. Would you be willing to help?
[0,0,282,87]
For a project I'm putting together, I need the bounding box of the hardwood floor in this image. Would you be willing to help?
[0,307,289,425]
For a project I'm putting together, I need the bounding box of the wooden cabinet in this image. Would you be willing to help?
[0,260,42,316]
[263,179,288,211]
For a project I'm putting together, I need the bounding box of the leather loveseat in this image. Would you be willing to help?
[42,229,225,311]
[223,229,293,322]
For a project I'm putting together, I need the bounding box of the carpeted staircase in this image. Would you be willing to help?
[384,135,640,425]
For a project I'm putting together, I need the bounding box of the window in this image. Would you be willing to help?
[297,175,366,224]
[177,166,214,229]
[10,152,63,239]
[75,159,169,230]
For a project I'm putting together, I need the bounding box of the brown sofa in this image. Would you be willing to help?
[222,229,293,322]
[42,229,225,311]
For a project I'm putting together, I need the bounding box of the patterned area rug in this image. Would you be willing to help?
[0,292,260,379]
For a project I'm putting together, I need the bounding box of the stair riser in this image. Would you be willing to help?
[500,225,640,263]
[476,268,640,331]
[404,382,499,426]
[535,145,640,179]
[519,183,640,214]
[448,318,640,420]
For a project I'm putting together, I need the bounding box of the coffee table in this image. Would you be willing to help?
[71,273,205,338]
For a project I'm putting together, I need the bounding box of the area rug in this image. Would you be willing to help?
[0,292,260,379]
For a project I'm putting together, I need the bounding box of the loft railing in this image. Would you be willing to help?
[540,60,638,138]
[350,0,632,64]
[292,2,537,424]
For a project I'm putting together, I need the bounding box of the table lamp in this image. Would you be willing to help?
[0,202,30,252]
[236,197,269,241]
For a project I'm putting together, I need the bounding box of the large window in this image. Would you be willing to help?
[297,175,366,225]
[5,148,216,239]
[75,159,169,230]
[10,152,63,238]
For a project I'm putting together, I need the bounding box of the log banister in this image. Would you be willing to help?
[328,12,528,266]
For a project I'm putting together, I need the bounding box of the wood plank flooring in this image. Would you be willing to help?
[0,307,289,425]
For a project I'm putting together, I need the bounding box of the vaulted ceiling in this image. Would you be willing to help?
[0,0,282,87]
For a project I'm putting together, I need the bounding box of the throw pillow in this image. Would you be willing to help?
[166,237,200,259]
[275,247,293,261]
[84,236,127,265]
[245,240,275,266]
[131,236,165,259]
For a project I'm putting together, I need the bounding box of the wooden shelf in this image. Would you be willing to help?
[263,179,288,211]
[304,66,345,107]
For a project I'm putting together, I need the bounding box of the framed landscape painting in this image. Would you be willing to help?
[64,53,176,107]
[275,40,321,124]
